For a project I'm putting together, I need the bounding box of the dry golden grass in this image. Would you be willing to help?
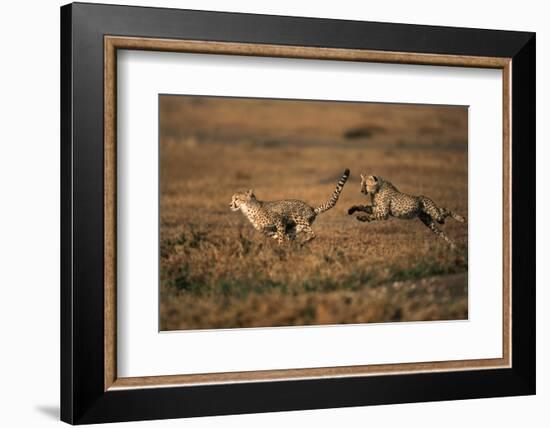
[159,96,468,330]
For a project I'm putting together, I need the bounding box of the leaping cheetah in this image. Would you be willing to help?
[348,173,466,248]
[230,169,350,244]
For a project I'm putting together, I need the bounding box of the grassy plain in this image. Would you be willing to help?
[159,96,468,330]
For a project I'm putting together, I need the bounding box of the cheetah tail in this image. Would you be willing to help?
[314,169,350,215]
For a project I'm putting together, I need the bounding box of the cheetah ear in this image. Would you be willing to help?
[360,173,365,180]
[246,189,254,197]
[371,175,379,182]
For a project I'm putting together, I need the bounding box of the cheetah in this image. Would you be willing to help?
[348,174,466,248]
[230,169,350,244]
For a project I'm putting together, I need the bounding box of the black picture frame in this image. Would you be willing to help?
[61,2,535,424]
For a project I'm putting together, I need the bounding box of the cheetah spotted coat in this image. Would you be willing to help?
[348,174,466,248]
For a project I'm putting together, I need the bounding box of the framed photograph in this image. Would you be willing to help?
[60,2,535,424]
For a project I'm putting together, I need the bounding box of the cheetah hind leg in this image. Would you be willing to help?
[296,223,316,245]
[438,207,466,224]
[285,223,297,240]
[418,212,457,249]
[420,197,465,225]
[274,221,291,245]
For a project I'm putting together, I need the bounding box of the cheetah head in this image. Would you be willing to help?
[360,174,380,195]
[230,189,255,211]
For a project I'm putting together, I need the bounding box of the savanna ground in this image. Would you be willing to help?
[159,95,468,330]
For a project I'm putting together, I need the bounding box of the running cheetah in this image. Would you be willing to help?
[348,174,466,248]
[230,169,350,244]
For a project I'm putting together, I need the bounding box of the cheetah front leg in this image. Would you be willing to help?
[356,212,388,222]
[356,205,389,223]
[418,212,457,249]
[347,205,373,215]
